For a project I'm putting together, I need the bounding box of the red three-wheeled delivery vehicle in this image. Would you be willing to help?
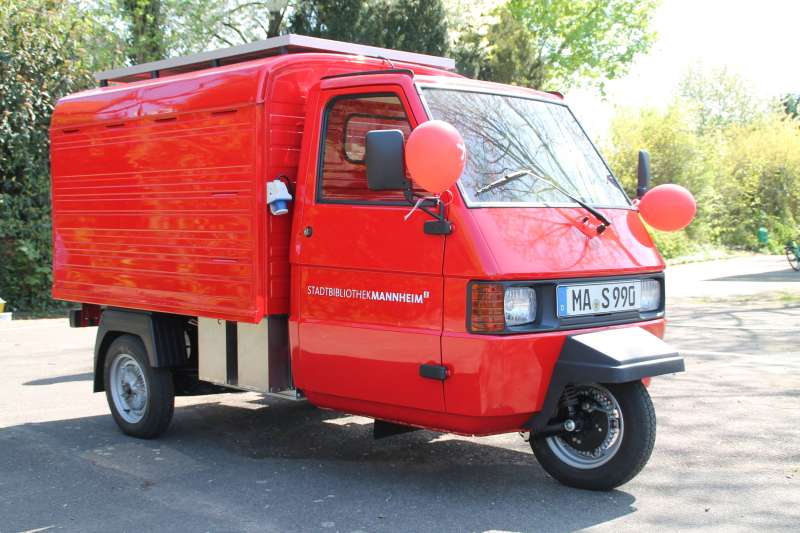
[50,35,695,491]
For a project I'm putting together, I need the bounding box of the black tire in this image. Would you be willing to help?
[104,334,175,439]
[531,381,656,491]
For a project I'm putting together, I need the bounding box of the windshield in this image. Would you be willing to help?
[420,88,630,208]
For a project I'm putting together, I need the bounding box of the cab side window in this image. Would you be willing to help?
[319,94,412,203]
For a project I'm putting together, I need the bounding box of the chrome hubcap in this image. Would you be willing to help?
[546,384,624,469]
[110,354,148,424]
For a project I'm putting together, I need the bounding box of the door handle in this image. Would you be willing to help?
[420,364,448,381]
[303,226,313,237]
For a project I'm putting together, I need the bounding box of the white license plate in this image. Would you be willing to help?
[557,280,641,317]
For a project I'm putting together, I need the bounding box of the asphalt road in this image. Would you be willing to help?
[1,255,799,533]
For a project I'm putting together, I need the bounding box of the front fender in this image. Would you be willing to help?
[527,326,683,430]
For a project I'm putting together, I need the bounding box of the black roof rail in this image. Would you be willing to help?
[321,68,415,81]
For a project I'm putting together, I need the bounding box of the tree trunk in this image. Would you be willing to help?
[121,0,166,64]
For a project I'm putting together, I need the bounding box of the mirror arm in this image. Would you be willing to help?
[402,181,453,234]
[403,182,438,219]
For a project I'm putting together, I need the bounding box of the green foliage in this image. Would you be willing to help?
[118,0,167,63]
[160,0,293,51]
[712,114,800,252]
[84,1,260,63]
[606,67,800,258]
[290,0,371,43]
[605,103,715,243]
[98,0,230,60]
[679,64,764,135]
[782,93,800,119]
[455,0,659,90]
[373,0,449,55]
[648,229,700,260]
[203,1,289,44]
[0,0,107,311]
[289,0,448,55]
[103,0,448,63]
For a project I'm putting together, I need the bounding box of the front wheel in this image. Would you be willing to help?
[104,335,175,439]
[531,382,656,491]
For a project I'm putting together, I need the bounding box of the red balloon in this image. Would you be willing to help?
[405,120,466,194]
[638,184,697,232]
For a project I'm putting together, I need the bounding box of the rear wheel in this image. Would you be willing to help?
[786,245,800,271]
[104,335,174,438]
[531,382,655,491]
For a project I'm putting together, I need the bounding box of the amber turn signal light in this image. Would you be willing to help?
[470,283,505,333]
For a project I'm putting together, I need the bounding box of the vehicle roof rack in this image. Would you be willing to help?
[95,34,456,86]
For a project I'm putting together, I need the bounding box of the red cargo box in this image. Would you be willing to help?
[50,59,293,323]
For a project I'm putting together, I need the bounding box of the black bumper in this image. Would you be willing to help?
[526,326,684,430]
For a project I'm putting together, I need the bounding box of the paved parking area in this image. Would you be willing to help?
[1,255,798,532]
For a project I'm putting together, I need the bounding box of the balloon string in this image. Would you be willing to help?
[404,195,439,221]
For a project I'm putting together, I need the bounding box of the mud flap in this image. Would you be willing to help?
[526,327,684,431]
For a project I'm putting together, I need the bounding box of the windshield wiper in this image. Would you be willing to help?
[475,168,611,233]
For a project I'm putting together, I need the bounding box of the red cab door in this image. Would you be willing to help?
[296,83,445,412]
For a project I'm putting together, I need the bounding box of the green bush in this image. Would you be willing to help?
[0,1,101,311]
[605,102,717,244]
[712,114,800,252]
[605,91,800,259]
[648,229,700,260]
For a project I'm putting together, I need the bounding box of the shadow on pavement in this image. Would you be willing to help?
[23,372,93,386]
[710,269,800,283]
[0,396,637,533]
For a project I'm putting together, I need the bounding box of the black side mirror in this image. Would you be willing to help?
[366,130,406,191]
[637,150,651,198]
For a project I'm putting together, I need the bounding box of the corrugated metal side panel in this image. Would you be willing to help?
[51,79,265,323]
[263,66,309,315]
